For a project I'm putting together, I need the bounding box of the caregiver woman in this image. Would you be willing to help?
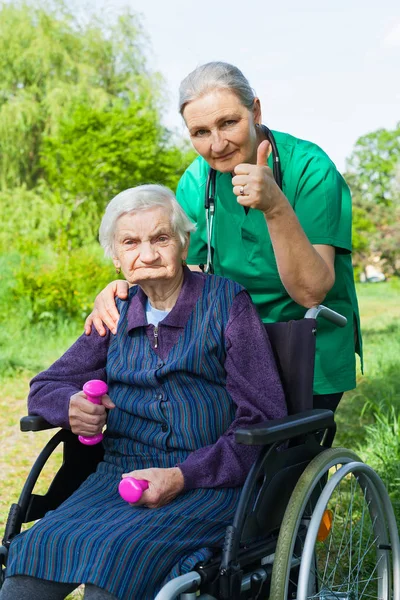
[85,61,362,411]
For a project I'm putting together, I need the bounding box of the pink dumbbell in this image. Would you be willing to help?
[78,379,109,446]
[119,477,149,503]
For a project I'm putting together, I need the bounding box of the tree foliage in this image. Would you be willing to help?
[0,1,196,323]
[345,123,400,277]
[0,0,194,254]
[40,101,194,248]
[347,126,400,205]
[0,1,154,189]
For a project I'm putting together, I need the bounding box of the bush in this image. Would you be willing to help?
[0,185,63,254]
[10,244,116,323]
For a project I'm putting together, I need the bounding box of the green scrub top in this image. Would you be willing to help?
[176,129,362,395]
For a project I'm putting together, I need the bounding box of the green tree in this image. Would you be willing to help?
[0,0,159,190]
[347,125,400,205]
[40,101,195,249]
[0,0,196,326]
[0,1,195,251]
[345,124,400,277]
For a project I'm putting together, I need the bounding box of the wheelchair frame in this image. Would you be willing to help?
[1,306,399,600]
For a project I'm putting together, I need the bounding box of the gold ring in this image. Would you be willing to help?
[239,186,245,196]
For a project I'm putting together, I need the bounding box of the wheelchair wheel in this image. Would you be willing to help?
[269,448,400,600]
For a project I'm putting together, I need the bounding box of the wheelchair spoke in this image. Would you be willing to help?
[322,482,341,583]
[319,502,357,589]
[322,503,379,591]
[270,449,398,600]
[305,471,389,599]
[355,484,369,597]
[359,557,385,599]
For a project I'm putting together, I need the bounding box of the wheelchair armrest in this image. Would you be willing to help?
[235,409,335,445]
[20,415,59,432]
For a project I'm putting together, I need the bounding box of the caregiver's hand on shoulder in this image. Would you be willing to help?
[84,280,129,336]
[122,467,185,509]
[232,140,284,216]
[69,391,115,437]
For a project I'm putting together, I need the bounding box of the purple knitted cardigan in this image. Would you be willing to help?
[29,269,286,489]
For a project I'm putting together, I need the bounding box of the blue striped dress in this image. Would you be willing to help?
[6,274,280,599]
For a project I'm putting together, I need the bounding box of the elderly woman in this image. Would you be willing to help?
[1,185,286,600]
[86,62,362,414]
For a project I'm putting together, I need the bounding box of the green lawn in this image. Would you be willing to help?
[335,279,400,448]
[1,279,399,576]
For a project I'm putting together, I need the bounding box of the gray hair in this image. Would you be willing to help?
[179,61,256,115]
[99,184,196,258]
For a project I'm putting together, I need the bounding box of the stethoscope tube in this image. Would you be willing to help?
[204,168,217,274]
[261,125,282,190]
[203,127,282,274]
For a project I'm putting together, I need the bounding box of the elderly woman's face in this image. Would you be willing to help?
[112,207,187,286]
[183,89,261,173]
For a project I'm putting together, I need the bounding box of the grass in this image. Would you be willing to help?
[334,278,400,449]
[0,278,399,598]
[0,328,81,532]
[0,321,84,598]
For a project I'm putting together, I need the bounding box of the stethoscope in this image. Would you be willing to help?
[203,125,283,274]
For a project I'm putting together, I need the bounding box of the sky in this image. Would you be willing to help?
[82,0,400,173]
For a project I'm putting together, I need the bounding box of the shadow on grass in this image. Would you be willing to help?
[335,360,400,449]
[0,358,43,380]
[361,321,400,339]
[0,317,82,380]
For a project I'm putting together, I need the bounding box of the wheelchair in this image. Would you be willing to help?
[1,305,399,600]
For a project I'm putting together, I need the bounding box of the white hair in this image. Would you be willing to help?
[99,184,196,258]
[178,61,256,115]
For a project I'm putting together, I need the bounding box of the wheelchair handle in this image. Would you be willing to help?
[78,380,108,446]
[119,477,149,503]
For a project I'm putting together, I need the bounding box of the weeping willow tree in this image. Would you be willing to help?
[0,1,157,189]
[0,1,195,323]
[0,1,193,252]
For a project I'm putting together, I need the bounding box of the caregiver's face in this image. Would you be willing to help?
[183,89,261,173]
[112,207,187,287]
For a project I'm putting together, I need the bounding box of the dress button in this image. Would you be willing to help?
[157,362,163,368]
[156,393,163,401]
[161,424,168,432]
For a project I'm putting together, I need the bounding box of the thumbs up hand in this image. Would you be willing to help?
[232,140,283,215]
[256,139,271,167]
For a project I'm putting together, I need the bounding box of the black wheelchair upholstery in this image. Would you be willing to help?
[2,305,376,600]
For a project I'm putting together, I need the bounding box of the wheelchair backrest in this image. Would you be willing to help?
[264,319,317,415]
[236,318,325,545]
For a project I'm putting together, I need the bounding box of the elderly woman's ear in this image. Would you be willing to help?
[113,257,122,275]
[252,97,262,125]
[182,233,190,260]
[182,234,190,262]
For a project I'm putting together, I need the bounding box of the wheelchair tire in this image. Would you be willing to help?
[296,460,400,600]
[269,447,383,600]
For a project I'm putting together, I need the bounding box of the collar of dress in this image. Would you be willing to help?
[126,266,206,332]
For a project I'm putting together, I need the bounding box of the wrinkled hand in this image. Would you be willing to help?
[122,467,185,509]
[84,280,129,336]
[232,140,284,215]
[68,391,115,437]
